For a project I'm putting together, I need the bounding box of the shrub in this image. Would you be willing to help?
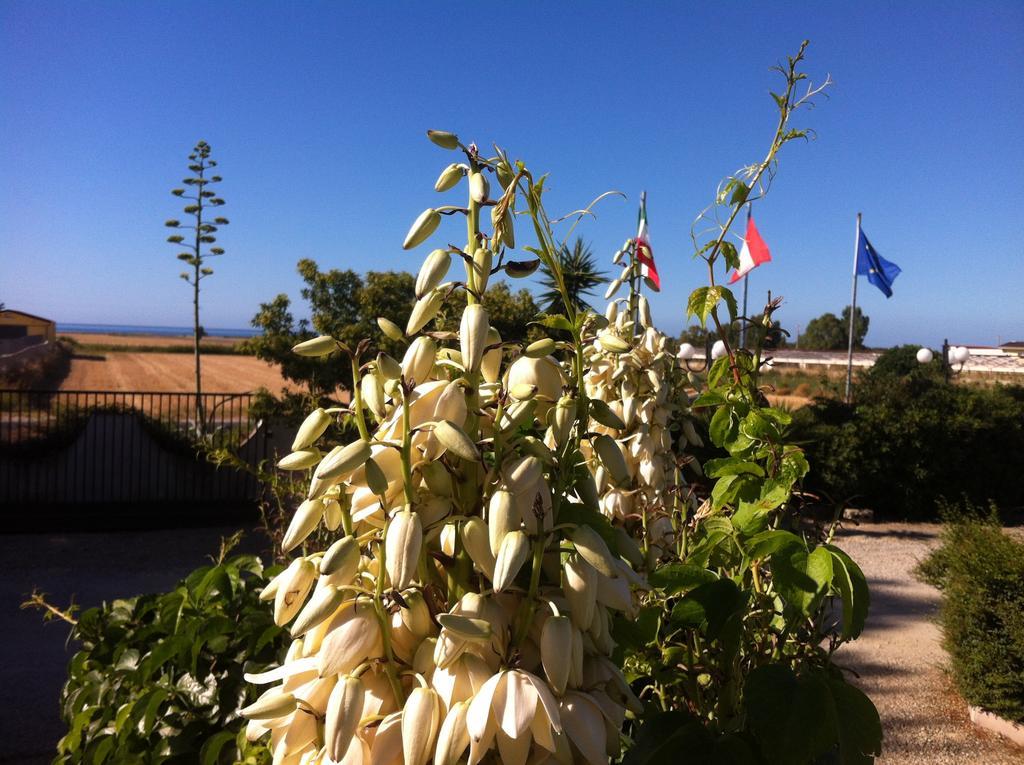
[917,503,1024,723]
[50,540,285,763]
[793,347,1024,519]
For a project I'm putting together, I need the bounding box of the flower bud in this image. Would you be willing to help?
[378,352,401,380]
[403,208,442,250]
[434,701,470,765]
[434,163,464,192]
[461,517,495,579]
[471,248,493,293]
[274,557,317,626]
[277,449,321,471]
[469,171,489,203]
[551,396,577,446]
[525,338,556,358]
[407,290,445,335]
[598,332,631,354]
[564,554,597,630]
[291,584,346,637]
[427,129,459,149]
[240,690,296,720]
[459,304,489,373]
[433,419,478,461]
[491,204,515,248]
[292,408,332,451]
[604,278,622,300]
[322,498,343,531]
[416,249,452,298]
[292,335,337,357]
[437,613,492,641]
[282,498,324,553]
[541,614,573,694]
[386,509,422,590]
[487,490,520,556]
[421,460,453,497]
[316,439,372,481]
[361,372,386,420]
[507,355,563,402]
[480,327,502,383]
[402,686,441,765]
[638,295,652,328]
[591,434,629,487]
[378,317,404,342]
[402,336,437,385]
[605,302,618,322]
[400,589,435,638]
[493,530,529,593]
[325,675,364,761]
[571,524,620,579]
[364,457,389,496]
[320,536,360,580]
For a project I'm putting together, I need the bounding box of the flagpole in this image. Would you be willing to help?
[740,203,752,349]
[844,212,862,403]
[632,191,646,334]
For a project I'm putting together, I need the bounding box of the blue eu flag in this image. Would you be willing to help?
[856,229,901,298]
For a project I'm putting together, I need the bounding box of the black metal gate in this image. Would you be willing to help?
[0,390,272,511]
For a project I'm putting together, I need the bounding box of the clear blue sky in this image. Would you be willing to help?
[2,1,1022,347]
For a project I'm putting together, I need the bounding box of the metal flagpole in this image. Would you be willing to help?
[739,203,752,349]
[844,212,862,403]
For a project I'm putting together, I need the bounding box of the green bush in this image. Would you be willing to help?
[917,503,1024,723]
[53,544,285,764]
[793,347,1024,519]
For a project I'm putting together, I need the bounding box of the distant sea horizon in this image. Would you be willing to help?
[58,323,261,338]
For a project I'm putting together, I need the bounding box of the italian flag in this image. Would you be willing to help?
[728,212,772,284]
[635,194,661,291]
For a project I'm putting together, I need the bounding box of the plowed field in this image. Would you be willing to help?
[61,351,291,393]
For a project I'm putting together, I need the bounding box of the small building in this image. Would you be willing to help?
[0,309,56,347]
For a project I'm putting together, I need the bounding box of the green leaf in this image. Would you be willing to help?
[200,730,237,765]
[647,563,717,595]
[670,578,747,639]
[708,407,734,448]
[532,314,573,332]
[704,457,765,478]
[686,287,710,325]
[826,545,870,639]
[771,546,834,615]
[744,665,839,765]
[829,677,883,764]
[743,529,803,560]
[690,390,725,408]
[720,241,740,271]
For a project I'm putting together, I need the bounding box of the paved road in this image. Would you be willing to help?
[835,523,1022,764]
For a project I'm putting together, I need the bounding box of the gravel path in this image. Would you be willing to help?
[835,523,1022,764]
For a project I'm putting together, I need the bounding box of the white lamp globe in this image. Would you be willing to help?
[678,342,696,360]
[953,346,971,364]
[711,340,728,360]
[916,347,934,364]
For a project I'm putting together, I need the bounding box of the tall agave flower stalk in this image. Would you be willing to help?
[243,132,644,765]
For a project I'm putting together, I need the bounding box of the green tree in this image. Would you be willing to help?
[434,280,541,345]
[165,141,228,433]
[247,263,415,396]
[538,238,607,314]
[800,305,867,350]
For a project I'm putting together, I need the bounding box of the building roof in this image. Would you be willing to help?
[0,309,55,324]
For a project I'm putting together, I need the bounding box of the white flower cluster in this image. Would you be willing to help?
[242,135,643,765]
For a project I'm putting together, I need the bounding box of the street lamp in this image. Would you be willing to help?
[918,340,970,381]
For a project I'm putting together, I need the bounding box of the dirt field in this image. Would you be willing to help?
[63,333,241,348]
[61,352,292,393]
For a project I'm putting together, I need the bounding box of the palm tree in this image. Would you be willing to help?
[538,239,608,315]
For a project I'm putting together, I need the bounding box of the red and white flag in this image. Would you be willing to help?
[635,193,661,291]
[728,213,772,284]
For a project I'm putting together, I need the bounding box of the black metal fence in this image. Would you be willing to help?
[0,390,273,507]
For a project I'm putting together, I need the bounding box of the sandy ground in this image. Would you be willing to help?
[63,332,242,348]
[835,523,1022,764]
[60,351,292,393]
[3,523,1021,763]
